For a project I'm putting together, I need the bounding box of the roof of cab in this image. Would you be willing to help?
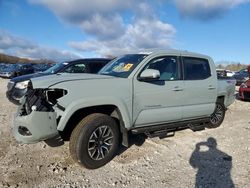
[138,49,211,59]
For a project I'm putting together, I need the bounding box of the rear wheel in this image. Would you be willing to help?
[69,113,120,169]
[207,102,225,129]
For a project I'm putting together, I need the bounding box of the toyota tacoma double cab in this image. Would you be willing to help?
[11,50,236,169]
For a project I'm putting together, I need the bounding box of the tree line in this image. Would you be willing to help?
[0,53,55,64]
[216,62,248,72]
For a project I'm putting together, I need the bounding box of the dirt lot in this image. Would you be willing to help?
[0,78,249,188]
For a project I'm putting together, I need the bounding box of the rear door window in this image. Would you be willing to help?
[183,57,211,80]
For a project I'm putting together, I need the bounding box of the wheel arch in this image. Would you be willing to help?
[217,95,225,105]
[58,104,129,147]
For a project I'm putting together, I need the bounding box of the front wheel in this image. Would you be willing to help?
[207,102,226,129]
[14,72,20,77]
[69,113,120,169]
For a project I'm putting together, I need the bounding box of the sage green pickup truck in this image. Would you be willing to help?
[12,50,236,169]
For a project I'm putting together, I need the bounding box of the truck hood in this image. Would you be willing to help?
[11,72,51,83]
[30,73,115,88]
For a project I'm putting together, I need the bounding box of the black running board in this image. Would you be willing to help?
[131,117,210,138]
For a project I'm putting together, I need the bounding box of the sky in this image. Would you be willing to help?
[0,0,249,63]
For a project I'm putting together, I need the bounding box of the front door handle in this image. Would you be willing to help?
[172,86,183,91]
[208,85,216,90]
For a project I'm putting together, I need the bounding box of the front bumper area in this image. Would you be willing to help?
[0,72,13,78]
[12,110,59,144]
[6,87,27,105]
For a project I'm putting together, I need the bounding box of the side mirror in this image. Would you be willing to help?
[139,69,160,81]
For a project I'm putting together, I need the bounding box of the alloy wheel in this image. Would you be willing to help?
[87,125,114,161]
[210,104,224,125]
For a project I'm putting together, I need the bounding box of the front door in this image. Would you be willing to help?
[133,56,184,127]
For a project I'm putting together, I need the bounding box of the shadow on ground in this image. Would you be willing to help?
[190,137,234,188]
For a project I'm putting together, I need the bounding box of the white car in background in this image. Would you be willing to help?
[226,70,235,77]
[216,69,235,77]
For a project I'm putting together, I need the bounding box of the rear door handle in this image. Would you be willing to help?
[208,85,216,90]
[172,86,183,91]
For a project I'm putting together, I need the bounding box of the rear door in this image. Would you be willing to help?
[181,56,217,119]
[133,56,184,127]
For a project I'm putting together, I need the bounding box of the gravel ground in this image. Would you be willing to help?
[0,78,249,188]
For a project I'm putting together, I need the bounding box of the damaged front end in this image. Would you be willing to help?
[20,87,67,115]
[12,81,67,144]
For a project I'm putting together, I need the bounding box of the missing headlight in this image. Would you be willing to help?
[20,88,67,115]
[46,89,68,105]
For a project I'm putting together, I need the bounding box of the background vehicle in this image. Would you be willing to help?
[0,63,34,78]
[11,50,236,169]
[33,63,53,73]
[216,69,235,78]
[6,58,111,104]
[239,66,250,101]
[239,79,250,101]
[0,63,7,72]
[233,68,249,85]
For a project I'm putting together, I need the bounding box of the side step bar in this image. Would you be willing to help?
[145,129,175,139]
[131,117,210,138]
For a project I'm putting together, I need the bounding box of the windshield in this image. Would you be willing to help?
[43,62,68,74]
[239,69,247,73]
[99,54,148,78]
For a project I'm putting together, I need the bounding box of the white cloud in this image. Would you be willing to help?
[69,17,176,56]
[30,0,176,56]
[79,14,126,40]
[174,0,250,20]
[0,30,81,61]
[0,30,35,49]
[126,19,175,49]
[29,0,134,40]
[29,0,131,22]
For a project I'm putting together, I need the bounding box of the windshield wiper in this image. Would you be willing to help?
[99,72,122,78]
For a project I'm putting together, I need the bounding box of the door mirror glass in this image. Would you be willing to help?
[139,69,160,81]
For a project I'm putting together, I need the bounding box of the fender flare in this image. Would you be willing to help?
[56,97,132,132]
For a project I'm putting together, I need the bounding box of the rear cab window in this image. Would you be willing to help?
[183,57,211,80]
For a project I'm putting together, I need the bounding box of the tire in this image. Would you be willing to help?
[206,102,226,129]
[69,113,120,169]
[14,72,19,77]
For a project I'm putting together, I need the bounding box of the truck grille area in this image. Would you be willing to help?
[21,89,53,115]
[20,88,67,116]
